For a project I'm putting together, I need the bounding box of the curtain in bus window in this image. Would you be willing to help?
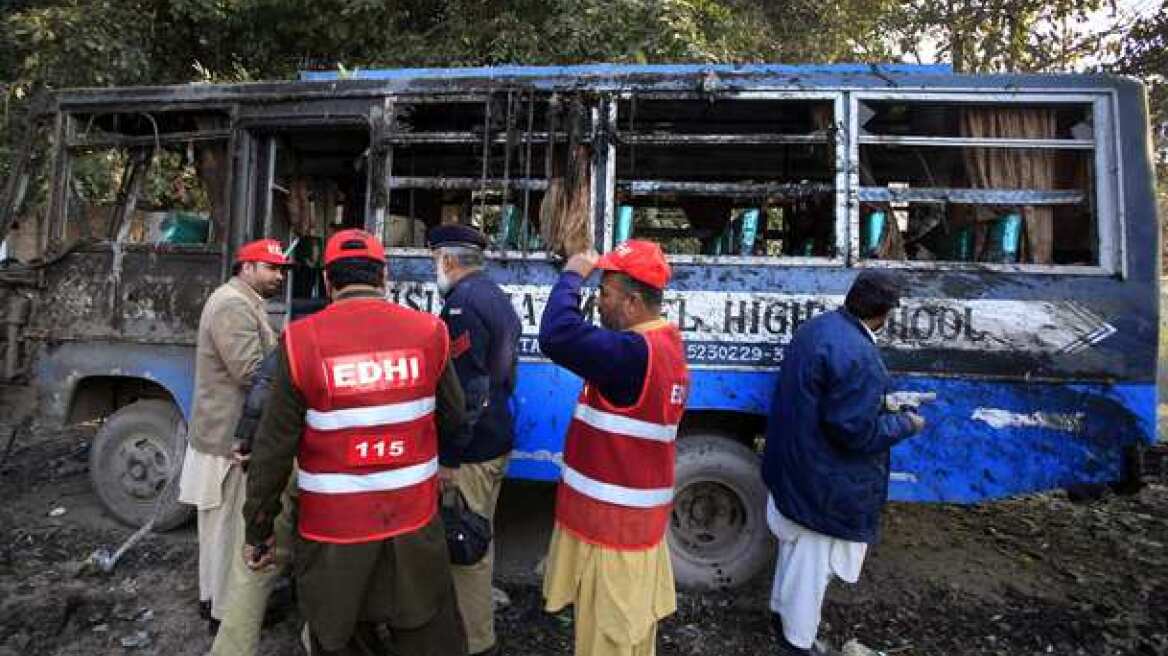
[541,143,592,258]
[872,211,907,259]
[194,116,229,238]
[811,104,835,165]
[960,108,1056,264]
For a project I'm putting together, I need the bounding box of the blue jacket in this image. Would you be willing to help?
[439,271,522,466]
[761,309,916,544]
[537,271,648,406]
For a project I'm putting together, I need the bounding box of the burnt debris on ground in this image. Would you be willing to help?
[1,432,1165,655]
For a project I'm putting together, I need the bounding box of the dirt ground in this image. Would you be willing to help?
[1,430,1166,656]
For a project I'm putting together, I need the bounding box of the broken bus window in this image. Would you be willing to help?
[381,93,561,254]
[614,97,837,258]
[1,119,53,262]
[62,111,231,247]
[857,100,1098,266]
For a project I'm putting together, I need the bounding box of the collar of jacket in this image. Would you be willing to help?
[228,276,266,309]
[445,268,484,297]
[839,308,877,344]
[333,287,385,302]
[628,318,669,334]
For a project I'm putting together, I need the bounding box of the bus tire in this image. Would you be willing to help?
[669,433,774,590]
[90,399,193,531]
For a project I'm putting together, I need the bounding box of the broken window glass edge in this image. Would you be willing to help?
[384,132,580,145]
[853,258,1109,277]
[386,176,548,191]
[857,187,1085,205]
[617,180,833,197]
[380,246,553,262]
[619,133,830,145]
[66,130,232,149]
[857,135,1093,149]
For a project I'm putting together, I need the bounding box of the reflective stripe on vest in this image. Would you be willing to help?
[306,397,436,431]
[572,404,678,443]
[561,464,673,508]
[554,322,689,550]
[285,297,448,544]
[298,457,438,494]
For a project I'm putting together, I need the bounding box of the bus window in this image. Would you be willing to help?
[856,100,1099,267]
[1,120,53,262]
[62,111,230,247]
[380,94,562,254]
[247,125,371,301]
[614,97,837,259]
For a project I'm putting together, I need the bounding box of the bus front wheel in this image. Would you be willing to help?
[669,433,774,590]
[90,399,193,531]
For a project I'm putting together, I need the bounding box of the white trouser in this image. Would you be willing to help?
[179,446,242,620]
[767,495,867,649]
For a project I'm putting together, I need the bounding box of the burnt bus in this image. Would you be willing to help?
[0,63,1159,589]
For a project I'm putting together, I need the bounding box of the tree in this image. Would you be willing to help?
[1114,1,1165,178]
[889,0,1112,72]
[0,0,909,175]
[1110,1,1166,266]
[0,0,1154,174]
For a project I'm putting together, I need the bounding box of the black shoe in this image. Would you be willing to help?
[772,613,810,655]
[261,604,287,628]
[198,600,212,621]
[208,618,221,637]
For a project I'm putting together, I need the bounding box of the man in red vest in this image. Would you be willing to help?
[538,240,690,656]
[242,229,468,656]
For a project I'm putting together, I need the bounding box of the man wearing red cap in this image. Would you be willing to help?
[178,239,289,634]
[242,229,469,655]
[538,240,690,656]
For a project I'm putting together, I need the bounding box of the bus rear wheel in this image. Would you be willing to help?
[669,433,774,590]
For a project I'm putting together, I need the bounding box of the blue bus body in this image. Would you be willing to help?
[383,256,1157,503]
[7,63,1159,523]
[307,63,1159,504]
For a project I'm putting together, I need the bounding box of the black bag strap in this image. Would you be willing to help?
[441,486,469,512]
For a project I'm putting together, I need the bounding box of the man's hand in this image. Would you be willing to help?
[243,536,276,571]
[564,250,600,279]
[231,441,252,467]
[438,466,458,492]
[905,412,926,434]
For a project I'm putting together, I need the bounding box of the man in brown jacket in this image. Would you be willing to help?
[178,238,289,632]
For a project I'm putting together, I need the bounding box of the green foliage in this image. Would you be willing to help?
[0,0,1160,180]
[1114,1,1166,183]
[1,0,911,91]
[888,0,1111,72]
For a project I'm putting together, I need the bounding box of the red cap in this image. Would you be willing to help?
[325,229,386,265]
[235,239,289,266]
[595,240,671,290]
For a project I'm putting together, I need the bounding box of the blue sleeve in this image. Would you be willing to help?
[538,271,648,407]
[484,295,521,396]
[819,347,914,455]
[439,300,489,467]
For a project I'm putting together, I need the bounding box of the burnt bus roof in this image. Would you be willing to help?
[44,62,1148,111]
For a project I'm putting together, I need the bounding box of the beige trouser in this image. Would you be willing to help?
[450,455,510,654]
[543,526,676,656]
[194,464,245,620]
[209,476,297,656]
[575,604,658,656]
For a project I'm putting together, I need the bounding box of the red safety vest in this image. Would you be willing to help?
[285,297,449,544]
[555,320,690,550]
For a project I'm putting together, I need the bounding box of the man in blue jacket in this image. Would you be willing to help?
[429,224,522,656]
[761,270,925,656]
